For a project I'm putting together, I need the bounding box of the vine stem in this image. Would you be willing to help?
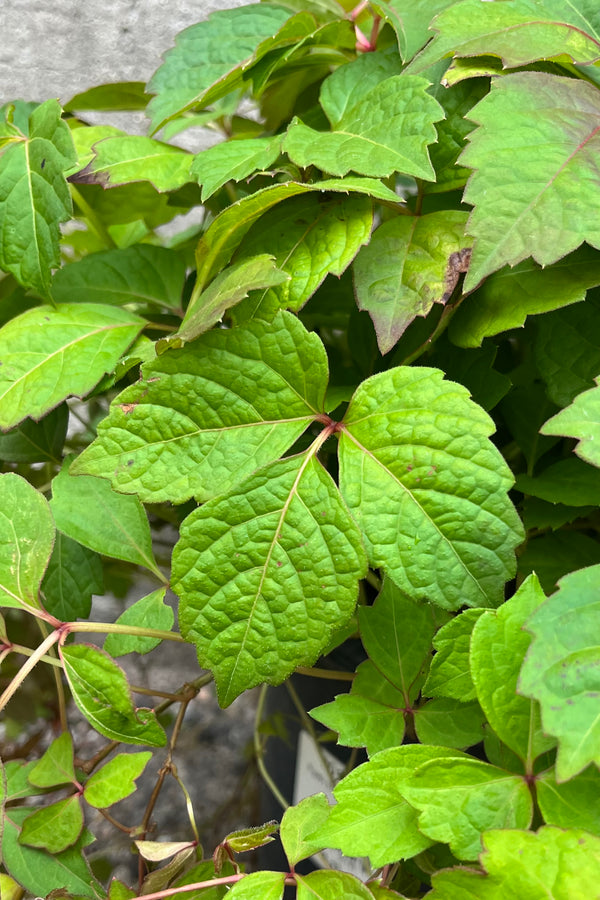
[0,629,59,712]
[295,666,354,681]
[67,622,185,641]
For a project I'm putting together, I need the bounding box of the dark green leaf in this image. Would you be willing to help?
[42,533,103,621]
[537,767,600,834]
[542,378,600,469]
[0,404,68,463]
[518,530,600,594]
[516,457,600,506]
[534,294,600,407]
[414,698,485,750]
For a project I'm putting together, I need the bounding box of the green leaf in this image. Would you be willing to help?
[470,575,555,764]
[4,760,39,801]
[499,382,560,473]
[519,564,600,780]
[77,135,192,192]
[371,0,458,63]
[318,48,403,127]
[171,255,289,345]
[50,459,161,577]
[0,303,145,430]
[41,533,104,621]
[51,245,187,311]
[64,81,150,112]
[28,732,75,788]
[226,872,285,900]
[83,751,151,808]
[537,767,600,834]
[429,826,600,899]
[353,211,471,354]
[339,367,523,609]
[521,497,594,532]
[283,75,443,180]
[515,457,600,506]
[0,99,76,297]
[427,338,510,412]
[72,312,328,504]
[108,879,137,900]
[103,589,173,657]
[414,698,485,750]
[402,757,532,860]
[449,247,600,348]
[461,72,600,290]
[424,609,485,702]
[296,870,373,900]
[173,452,366,705]
[0,403,68,463]
[60,642,166,746]
[191,136,282,201]
[19,796,83,853]
[146,4,292,132]
[534,294,600,407]
[0,472,54,610]
[280,793,330,866]
[235,193,373,313]
[542,378,600,468]
[517,530,600,595]
[194,179,400,294]
[307,745,463,866]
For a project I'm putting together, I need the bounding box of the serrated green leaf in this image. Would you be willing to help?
[407,0,600,74]
[519,564,600,780]
[470,575,555,763]
[414,698,485,750]
[69,124,125,170]
[0,99,76,297]
[173,452,366,705]
[72,311,328,504]
[461,72,600,290]
[60,642,166,746]
[146,4,292,132]
[449,247,600,348]
[0,472,54,610]
[307,745,463,866]
[28,732,75,788]
[77,135,192,192]
[0,303,145,430]
[429,826,600,899]
[50,459,161,576]
[402,757,532,860]
[103,589,172,657]
[537,767,600,834]
[19,795,83,853]
[235,193,372,313]
[339,367,523,609]
[52,245,187,311]
[191,136,282,201]
[227,871,285,900]
[534,294,600,407]
[518,530,600,594]
[542,378,600,468]
[353,211,471,354]
[318,48,403,127]
[108,878,137,900]
[424,609,485,702]
[225,821,279,853]
[83,751,151,808]
[296,870,373,900]
[0,403,68,463]
[284,75,443,180]
[64,81,150,113]
[42,533,103,621]
[372,0,457,62]
[516,457,600,506]
[280,793,330,866]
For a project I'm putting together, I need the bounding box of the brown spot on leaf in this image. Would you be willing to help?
[441,247,472,304]
[67,161,109,187]
[121,403,137,414]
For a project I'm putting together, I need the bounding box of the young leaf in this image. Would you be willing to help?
[353,211,471,353]
[0,303,145,430]
[235,193,373,312]
[461,72,600,290]
[542,378,600,468]
[72,312,328,504]
[41,533,104,621]
[280,793,330,866]
[51,244,187,311]
[296,870,373,900]
[424,609,486,701]
[414,698,485,750]
[224,821,279,853]
[19,795,84,853]
[0,403,68,463]
[173,452,366,705]
[308,745,464,866]
[76,135,192,192]
[146,4,292,131]
[339,367,523,610]
[0,99,76,297]
[83,751,151,808]
[519,564,600,780]
[50,459,161,577]
[103,589,173,657]
[537,767,600,835]
[191,136,282,201]
[470,574,555,764]
[402,757,532,860]
[283,75,443,180]
[28,732,76,788]
[534,294,600,407]
[60,643,166,746]
[227,871,286,900]
[0,472,54,610]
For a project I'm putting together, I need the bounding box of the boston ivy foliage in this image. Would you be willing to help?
[2,0,600,896]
